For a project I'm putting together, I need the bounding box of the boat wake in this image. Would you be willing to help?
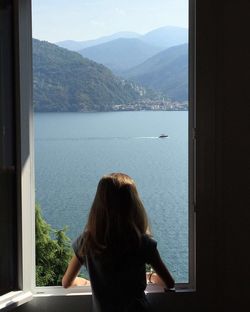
[36,136,167,141]
[134,136,159,139]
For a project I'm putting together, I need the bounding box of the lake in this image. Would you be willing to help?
[34,111,188,283]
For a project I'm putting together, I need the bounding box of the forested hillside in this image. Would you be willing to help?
[33,39,149,112]
[123,44,188,101]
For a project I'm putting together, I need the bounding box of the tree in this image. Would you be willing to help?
[35,204,73,286]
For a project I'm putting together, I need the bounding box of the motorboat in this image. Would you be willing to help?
[159,134,168,138]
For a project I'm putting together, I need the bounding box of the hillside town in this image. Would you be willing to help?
[112,99,188,111]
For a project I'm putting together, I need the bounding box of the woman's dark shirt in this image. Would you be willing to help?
[72,234,157,312]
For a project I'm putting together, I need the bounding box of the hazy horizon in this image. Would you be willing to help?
[54,25,188,44]
[32,0,188,43]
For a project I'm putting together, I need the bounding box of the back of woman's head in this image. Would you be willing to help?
[82,173,150,254]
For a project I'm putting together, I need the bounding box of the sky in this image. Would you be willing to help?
[32,0,188,43]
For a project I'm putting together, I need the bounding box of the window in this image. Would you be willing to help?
[32,0,194,293]
[0,0,34,308]
[0,0,196,309]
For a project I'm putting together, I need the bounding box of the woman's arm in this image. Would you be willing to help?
[62,255,90,288]
[150,249,175,290]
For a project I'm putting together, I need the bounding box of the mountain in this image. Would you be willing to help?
[142,26,188,49]
[56,31,141,51]
[56,26,188,54]
[123,44,188,101]
[54,40,87,52]
[32,39,149,112]
[78,38,163,73]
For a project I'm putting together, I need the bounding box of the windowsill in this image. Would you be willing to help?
[0,286,195,311]
[146,284,195,294]
[0,291,33,311]
[33,283,195,297]
[34,286,92,296]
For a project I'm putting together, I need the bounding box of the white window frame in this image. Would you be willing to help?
[0,0,34,309]
[32,0,196,295]
[1,0,196,307]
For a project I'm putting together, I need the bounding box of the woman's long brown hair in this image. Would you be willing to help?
[80,173,150,256]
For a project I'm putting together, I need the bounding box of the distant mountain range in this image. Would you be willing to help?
[55,26,188,101]
[56,31,140,51]
[78,38,163,73]
[141,26,188,48]
[56,26,188,51]
[33,26,188,112]
[123,44,188,101]
[32,39,152,112]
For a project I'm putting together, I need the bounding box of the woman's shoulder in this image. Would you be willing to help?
[140,234,158,263]
[72,232,85,247]
[72,232,86,264]
[141,234,157,246]
[140,234,157,253]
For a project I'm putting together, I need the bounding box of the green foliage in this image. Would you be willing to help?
[146,263,154,273]
[35,204,73,286]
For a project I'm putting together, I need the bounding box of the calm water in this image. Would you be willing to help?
[34,111,188,282]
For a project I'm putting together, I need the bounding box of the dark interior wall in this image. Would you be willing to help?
[3,0,250,311]
[195,1,250,310]
[212,0,250,308]
[196,0,250,310]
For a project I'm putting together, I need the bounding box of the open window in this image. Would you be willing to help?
[0,0,196,309]
[0,0,34,309]
[31,0,195,293]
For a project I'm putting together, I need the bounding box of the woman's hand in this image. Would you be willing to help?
[147,272,166,287]
[62,255,86,288]
[70,276,90,286]
[149,249,175,289]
